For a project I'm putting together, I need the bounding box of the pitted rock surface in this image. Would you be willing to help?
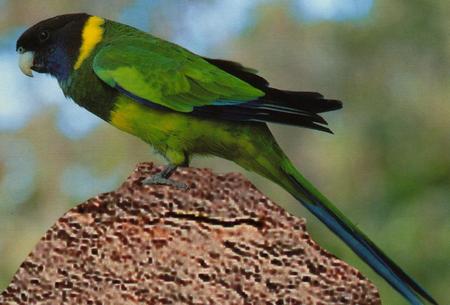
[0,163,381,305]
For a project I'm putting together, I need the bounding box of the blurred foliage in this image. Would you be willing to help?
[0,1,448,304]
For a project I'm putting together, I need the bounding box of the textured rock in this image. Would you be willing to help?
[0,163,381,305]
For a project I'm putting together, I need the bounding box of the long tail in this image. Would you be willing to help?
[276,158,438,305]
[206,57,437,304]
[241,134,438,305]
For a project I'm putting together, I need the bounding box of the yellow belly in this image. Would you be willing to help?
[109,95,282,178]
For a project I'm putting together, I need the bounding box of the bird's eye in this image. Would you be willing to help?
[39,30,50,41]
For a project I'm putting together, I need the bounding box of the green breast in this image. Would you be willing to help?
[61,55,118,122]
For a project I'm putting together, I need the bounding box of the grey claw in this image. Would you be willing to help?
[142,175,189,190]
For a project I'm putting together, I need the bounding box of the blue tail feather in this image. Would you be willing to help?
[285,172,438,305]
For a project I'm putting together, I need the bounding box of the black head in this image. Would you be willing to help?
[16,13,90,79]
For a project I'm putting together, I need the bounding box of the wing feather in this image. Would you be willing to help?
[93,38,339,132]
[93,39,264,112]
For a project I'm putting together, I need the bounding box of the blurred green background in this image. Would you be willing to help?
[0,0,448,304]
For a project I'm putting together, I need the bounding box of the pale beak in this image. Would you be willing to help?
[18,51,35,77]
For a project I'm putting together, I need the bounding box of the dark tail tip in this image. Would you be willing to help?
[264,88,343,114]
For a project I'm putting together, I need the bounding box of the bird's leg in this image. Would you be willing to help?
[142,164,188,190]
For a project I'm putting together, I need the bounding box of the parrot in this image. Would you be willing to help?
[16,13,438,305]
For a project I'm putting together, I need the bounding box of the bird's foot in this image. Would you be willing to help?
[142,173,188,190]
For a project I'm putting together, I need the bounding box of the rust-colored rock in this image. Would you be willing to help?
[0,163,381,305]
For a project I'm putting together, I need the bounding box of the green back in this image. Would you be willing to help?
[93,20,264,112]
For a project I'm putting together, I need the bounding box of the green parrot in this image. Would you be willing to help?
[16,13,437,305]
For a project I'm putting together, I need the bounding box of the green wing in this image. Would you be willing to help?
[93,38,264,112]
